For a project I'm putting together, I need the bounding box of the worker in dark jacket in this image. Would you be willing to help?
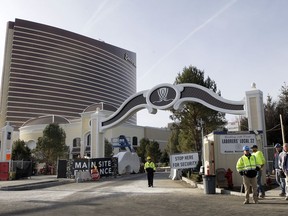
[273,143,286,196]
[144,156,156,187]
[278,143,288,200]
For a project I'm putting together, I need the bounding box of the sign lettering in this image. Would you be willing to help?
[220,134,257,154]
[72,158,117,177]
[170,153,199,169]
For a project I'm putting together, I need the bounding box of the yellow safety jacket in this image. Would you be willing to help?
[236,154,260,178]
[236,154,259,171]
[144,161,156,171]
[252,151,266,167]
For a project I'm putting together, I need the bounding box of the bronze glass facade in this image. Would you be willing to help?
[0,19,136,129]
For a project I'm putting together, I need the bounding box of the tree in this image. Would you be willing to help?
[137,138,150,163]
[145,140,162,163]
[239,116,248,131]
[167,123,181,154]
[170,66,227,152]
[12,139,31,160]
[33,123,68,173]
[160,150,170,166]
[264,95,281,145]
[276,82,288,143]
[137,138,162,163]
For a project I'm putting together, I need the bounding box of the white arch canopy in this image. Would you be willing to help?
[91,82,265,159]
[100,83,246,131]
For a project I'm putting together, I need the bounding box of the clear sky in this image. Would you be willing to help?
[0,0,287,128]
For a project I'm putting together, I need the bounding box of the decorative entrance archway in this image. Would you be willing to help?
[90,83,266,158]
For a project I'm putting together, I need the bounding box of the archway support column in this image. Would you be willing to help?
[91,109,105,158]
[245,83,267,147]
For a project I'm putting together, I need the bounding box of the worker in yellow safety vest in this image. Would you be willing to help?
[251,144,266,198]
[144,156,156,187]
[236,145,261,204]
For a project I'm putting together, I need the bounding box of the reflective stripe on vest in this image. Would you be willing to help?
[240,155,257,171]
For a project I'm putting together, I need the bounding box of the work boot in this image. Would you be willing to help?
[243,200,249,204]
[285,197,288,201]
[260,194,265,198]
[279,193,285,197]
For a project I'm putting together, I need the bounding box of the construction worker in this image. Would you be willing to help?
[278,143,288,200]
[236,145,261,204]
[251,144,266,198]
[144,156,156,187]
[272,143,286,196]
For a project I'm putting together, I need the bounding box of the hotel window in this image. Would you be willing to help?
[73,138,81,148]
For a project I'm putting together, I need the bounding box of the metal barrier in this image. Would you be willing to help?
[10,160,32,179]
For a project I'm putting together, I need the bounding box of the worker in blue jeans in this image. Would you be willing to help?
[251,145,266,198]
[273,143,286,196]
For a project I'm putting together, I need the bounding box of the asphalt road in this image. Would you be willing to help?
[0,172,287,216]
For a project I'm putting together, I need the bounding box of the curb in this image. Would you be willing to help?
[181,177,243,196]
[0,173,146,191]
[0,179,73,191]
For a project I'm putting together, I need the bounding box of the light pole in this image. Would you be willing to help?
[280,114,286,144]
[197,119,204,166]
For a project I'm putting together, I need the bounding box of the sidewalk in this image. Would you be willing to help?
[0,175,74,190]
[182,176,285,198]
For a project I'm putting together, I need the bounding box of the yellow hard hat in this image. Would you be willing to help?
[147,156,151,160]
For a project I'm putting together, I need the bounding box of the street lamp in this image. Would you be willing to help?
[280,114,286,143]
[197,119,204,166]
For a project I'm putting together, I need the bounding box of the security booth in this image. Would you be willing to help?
[203,130,266,188]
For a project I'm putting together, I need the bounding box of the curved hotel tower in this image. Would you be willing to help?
[0,19,136,129]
